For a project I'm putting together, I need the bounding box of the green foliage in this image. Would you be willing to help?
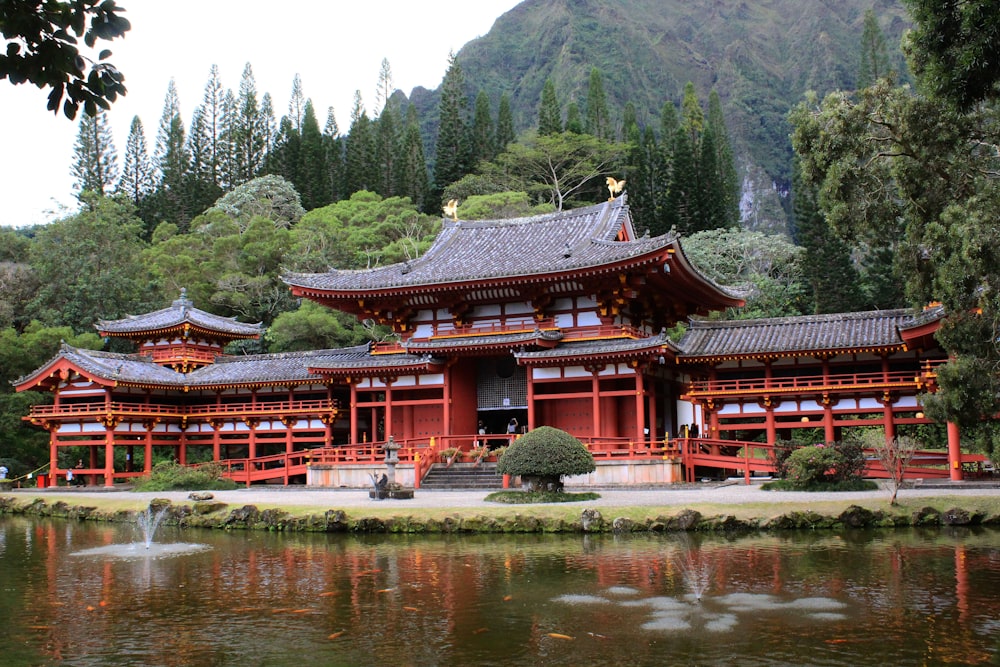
[496,426,595,491]
[28,194,153,331]
[782,442,867,490]
[132,461,238,492]
[287,191,437,272]
[457,192,555,220]
[211,174,305,230]
[683,228,808,318]
[266,301,368,352]
[484,490,601,504]
[904,0,1000,110]
[538,78,562,136]
[0,0,130,119]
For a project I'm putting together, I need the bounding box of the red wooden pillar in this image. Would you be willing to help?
[103,429,115,487]
[948,421,963,481]
[144,425,153,473]
[384,379,393,443]
[591,370,601,439]
[648,379,658,445]
[526,367,535,430]
[349,381,358,444]
[764,402,776,446]
[48,427,58,487]
[821,359,835,442]
[882,394,896,443]
[634,366,645,446]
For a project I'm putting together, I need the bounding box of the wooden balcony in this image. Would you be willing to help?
[684,368,940,400]
[26,399,338,422]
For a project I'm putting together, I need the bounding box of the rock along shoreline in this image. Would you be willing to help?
[2,485,1000,534]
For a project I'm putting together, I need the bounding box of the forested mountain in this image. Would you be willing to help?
[409,0,911,233]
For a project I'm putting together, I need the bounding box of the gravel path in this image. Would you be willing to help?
[16,481,1000,510]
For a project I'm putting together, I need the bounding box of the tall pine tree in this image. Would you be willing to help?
[433,52,470,196]
[470,90,496,165]
[495,92,515,152]
[344,91,375,194]
[585,67,610,140]
[297,100,330,210]
[233,63,265,184]
[857,9,891,88]
[398,105,429,211]
[71,110,117,196]
[118,116,153,207]
[538,78,562,135]
[198,64,226,187]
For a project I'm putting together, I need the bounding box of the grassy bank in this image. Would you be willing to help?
[3,492,1000,533]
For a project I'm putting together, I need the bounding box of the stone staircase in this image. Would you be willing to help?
[419,462,504,490]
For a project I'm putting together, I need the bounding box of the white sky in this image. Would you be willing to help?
[0,0,522,228]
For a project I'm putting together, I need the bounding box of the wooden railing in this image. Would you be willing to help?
[684,368,940,398]
[28,398,337,420]
[149,346,219,364]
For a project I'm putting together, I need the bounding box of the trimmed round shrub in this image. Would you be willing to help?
[496,426,595,492]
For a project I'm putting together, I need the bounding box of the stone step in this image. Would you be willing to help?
[420,463,504,489]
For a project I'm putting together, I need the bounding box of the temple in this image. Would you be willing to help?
[16,197,975,487]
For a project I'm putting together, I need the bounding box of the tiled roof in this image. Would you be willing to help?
[184,346,374,386]
[15,345,187,387]
[677,309,922,358]
[15,344,414,389]
[97,292,262,338]
[284,197,678,292]
[404,330,563,353]
[515,332,677,361]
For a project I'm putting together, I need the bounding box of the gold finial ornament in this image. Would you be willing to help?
[606,177,626,200]
[443,199,459,221]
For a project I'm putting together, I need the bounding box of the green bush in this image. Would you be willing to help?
[132,461,238,492]
[784,442,867,490]
[496,426,595,492]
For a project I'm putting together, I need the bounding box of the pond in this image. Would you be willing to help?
[0,517,998,666]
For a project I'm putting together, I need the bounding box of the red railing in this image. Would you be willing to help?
[149,346,219,364]
[684,368,940,398]
[27,398,337,420]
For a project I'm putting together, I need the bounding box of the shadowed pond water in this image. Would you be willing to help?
[0,517,998,666]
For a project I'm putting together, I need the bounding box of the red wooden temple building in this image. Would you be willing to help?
[15,196,975,487]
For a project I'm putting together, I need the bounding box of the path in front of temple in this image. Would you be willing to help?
[12,480,1000,510]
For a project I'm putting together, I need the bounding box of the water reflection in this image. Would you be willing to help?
[0,518,998,666]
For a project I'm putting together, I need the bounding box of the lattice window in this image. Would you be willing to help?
[477,357,527,410]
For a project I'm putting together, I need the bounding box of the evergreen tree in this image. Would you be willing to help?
[680,81,704,145]
[791,157,865,314]
[665,122,697,234]
[71,110,117,196]
[260,92,277,172]
[433,52,470,195]
[344,91,375,194]
[495,92,515,151]
[297,100,330,210]
[198,64,226,187]
[218,89,238,190]
[631,125,667,235]
[470,90,496,165]
[706,89,741,228]
[565,102,583,134]
[857,9,891,88]
[118,116,153,207]
[153,79,190,197]
[186,106,223,220]
[538,78,562,135]
[323,107,344,202]
[398,106,429,212]
[288,73,306,131]
[374,58,393,117]
[233,62,265,184]
[150,79,192,228]
[374,101,398,197]
[271,115,301,185]
[585,67,610,140]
